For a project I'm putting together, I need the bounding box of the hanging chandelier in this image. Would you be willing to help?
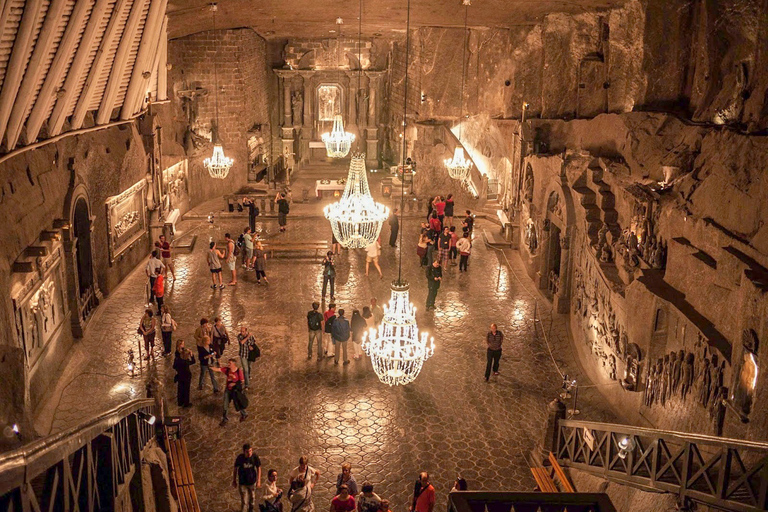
[445,146,472,181]
[204,3,233,179]
[363,281,434,386]
[324,154,389,248]
[444,0,472,182]
[322,115,355,158]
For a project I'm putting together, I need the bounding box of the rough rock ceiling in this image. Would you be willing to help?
[0,0,168,153]
[167,0,622,40]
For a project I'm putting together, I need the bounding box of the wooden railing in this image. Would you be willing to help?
[447,490,617,512]
[556,419,768,511]
[0,399,156,511]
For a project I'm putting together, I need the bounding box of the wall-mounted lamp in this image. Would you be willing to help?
[138,411,156,425]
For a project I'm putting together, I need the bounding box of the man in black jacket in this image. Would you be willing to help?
[426,260,442,310]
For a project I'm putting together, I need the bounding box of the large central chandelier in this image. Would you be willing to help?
[322,115,355,158]
[324,154,389,248]
[363,281,434,386]
[204,3,233,179]
[444,0,472,182]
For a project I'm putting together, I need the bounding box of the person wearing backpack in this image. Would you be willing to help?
[307,302,324,359]
[276,192,290,232]
[237,325,259,389]
[225,232,238,286]
[331,309,351,365]
[212,358,248,426]
[323,303,337,358]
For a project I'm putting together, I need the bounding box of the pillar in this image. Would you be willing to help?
[365,72,381,169]
[555,229,571,314]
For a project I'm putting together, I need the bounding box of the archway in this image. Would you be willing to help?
[73,198,93,297]
[65,186,100,337]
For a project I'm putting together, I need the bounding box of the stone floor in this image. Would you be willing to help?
[35,189,618,511]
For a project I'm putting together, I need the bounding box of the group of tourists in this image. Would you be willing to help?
[306,298,384,363]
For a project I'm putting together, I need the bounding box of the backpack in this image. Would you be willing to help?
[247,342,261,362]
[232,240,240,257]
[324,314,335,333]
[279,200,290,214]
[308,311,322,331]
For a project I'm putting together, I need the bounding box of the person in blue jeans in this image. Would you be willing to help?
[197,336,220,392]
[237,325,256,388]
[331,309,351,365]
[212,358,248,425]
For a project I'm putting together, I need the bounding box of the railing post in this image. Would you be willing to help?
[681,442,691,501]
[650,439,659,488]
[545,398,566,455]
[716,447,731,500]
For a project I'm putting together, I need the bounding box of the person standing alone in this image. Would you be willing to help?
[307,302,324,359]
[388,208,399,247]
[276,192,290,232]
[233,443,261,512]
[425,260,442,311]
[485,323,503,382]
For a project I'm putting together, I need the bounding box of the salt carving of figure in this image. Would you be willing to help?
[628,232,639,256]
[660,354,671,406]
[672,349,683,393]
[647,363,659,406]
[608,355,617,380]
[681,353,694,399]
[708,358,725,410]
[668,351,678,395]
[643,364,653,406]
[711,386,728,436]
[619,329,628,358]
[698,357,712,406]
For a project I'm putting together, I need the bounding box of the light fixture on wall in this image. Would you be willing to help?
[363,0,434,387]
[204,3,233,179]
[321,17,354,158]
[444,0,473,182]
[324,153,389,248]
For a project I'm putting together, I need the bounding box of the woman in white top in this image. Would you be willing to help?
[364,239,382,278]
[160,304,176,356]
[263,469,284,512]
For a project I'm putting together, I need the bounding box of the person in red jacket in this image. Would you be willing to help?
[152,268,165,314]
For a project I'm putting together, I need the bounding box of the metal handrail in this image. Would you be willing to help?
[0,398,154,497]
[448,491,617,512]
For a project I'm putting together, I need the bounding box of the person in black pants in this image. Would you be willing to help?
[388,208,399,247]
[243,197,260,233]
[173,342,196,406]
[425,260,442,310]
[322,251,336,300]
[485,324,503,382]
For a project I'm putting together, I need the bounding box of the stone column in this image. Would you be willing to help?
[282,77,292,126]
[365,71,383,168]
[555,229,571,314]
[275,70,296,170]
[299,71,314,164]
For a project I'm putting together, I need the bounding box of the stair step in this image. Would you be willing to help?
[602,209,619,225]
[597,190,615,209]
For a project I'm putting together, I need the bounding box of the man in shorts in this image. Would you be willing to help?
[225,232,237,286]
[207,242,224,289]
[365,239,383,278]
[154,234,175,280]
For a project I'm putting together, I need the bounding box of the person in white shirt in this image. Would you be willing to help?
[289,456,321,488]
[145,251,165,305]
[364,239,382,278]
[456,232,472,272]
[263,469,284,512]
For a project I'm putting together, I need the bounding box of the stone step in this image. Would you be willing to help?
[597,189,615,210]
[602,208,619,225]
[572,185,596,207]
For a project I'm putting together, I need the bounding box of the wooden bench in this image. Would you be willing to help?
[530,452,575,493]
[166,434,201,512]
[549,451,575,492]
[262,241,330,258]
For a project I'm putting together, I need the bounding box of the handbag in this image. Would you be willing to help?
[137,325,143,335]
[247,342,261,362]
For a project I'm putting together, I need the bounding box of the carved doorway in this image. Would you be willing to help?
[545,224,562,298]
[72,197,98,334]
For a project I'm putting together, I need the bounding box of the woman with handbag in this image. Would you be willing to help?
[138,309,156,360]
[212,317,229,362]
[212,358,248,425]
[289,475,314,512]
[160,305,177,356]
[173,342,196,407]
[237,325,259,389]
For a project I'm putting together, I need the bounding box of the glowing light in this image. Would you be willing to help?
[321,115,355,158]
[445,146,472,181]
[204,144,233,179]
[363,281,434,386]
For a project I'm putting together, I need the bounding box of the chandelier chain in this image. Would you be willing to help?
[397,0,411,285]
[459,2,468,143]
[212,3,220,143]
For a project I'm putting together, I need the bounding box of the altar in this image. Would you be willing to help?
[315,179,346,198]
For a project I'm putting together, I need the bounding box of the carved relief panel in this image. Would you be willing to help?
[106,180,148,263]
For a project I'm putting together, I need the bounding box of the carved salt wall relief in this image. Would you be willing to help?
[105,179,148,264]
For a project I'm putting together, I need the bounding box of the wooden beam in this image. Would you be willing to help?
[0,0,45,148]
[25,0,94,144]
[96,0,148,125]
[157,16,168,101]
[0,2,16,53]
[143,15,167,109]
[70,0,132,131]
[5,0,70,149]
[121,0,166,119]
[48,0,112,136]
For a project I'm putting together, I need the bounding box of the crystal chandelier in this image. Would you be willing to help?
[445,146,472,181]
[204,144,234,179]
[322,115,355,158]
[445,0,472,182]
[363,281,434,386]
[204,3,233,179]
[324,154,389,248]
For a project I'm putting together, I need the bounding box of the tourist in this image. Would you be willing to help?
[370,298,384,326]
[457,232,471,272]
[357,482,381,512]
[350,310,366,360]
[276,192,290,233]
[438,227,451,269]
[331,231,341,255]
[433,196,446,225]
[155,234,175,280]
[322,251,336,301]
[377,500,392,512]
[243,227,254,270]
[462,210,474,236]
[233,443,262,512]
[425,196,434,222]
[330,485,355,512]
[194,317,211,347]
[212,358,248,425]
[262,469,284,512]
[444,193,455,227]
[208,241,225,289]
[253,240,269,284]
[243,196,260,233]
[410,472,435,512]
[197,336,220,393]
[449,226,458,265]
[172,343,195,407]
[336,463,359,496]
[485,323,503,382]
[388,208,399,247]
[145,250,165,305]
[307,302,324,359]
[289,475,314,512]
[211,316,230,362]
[425,260,442,311]
[362,306,374,330]
[289,456,321,488]
[420,221,429,235]
[225,232,238,285]
[323,303,337,358]
[425,237,436,267]
[417,233,428,266]
[160,304,176,356]
[332,309,351,365]
[237,325,257,388]
[152,267,165,314]
[428,211,441,235]
[451,477,468,492]
[138,308,156,360]
[365,239,383,278]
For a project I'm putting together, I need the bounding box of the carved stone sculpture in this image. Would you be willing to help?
[698,357,712,406]
[661,354,671,406]
[672,349,683,393]
[681,352,694,399]
[608,354,617,380]
[291,90,303,126]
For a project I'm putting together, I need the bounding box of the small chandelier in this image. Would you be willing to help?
[324,154,389,248]
[445,146,472,181]
[322,115,355,158]
[204,144,233,179]
[363,280,434,386]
